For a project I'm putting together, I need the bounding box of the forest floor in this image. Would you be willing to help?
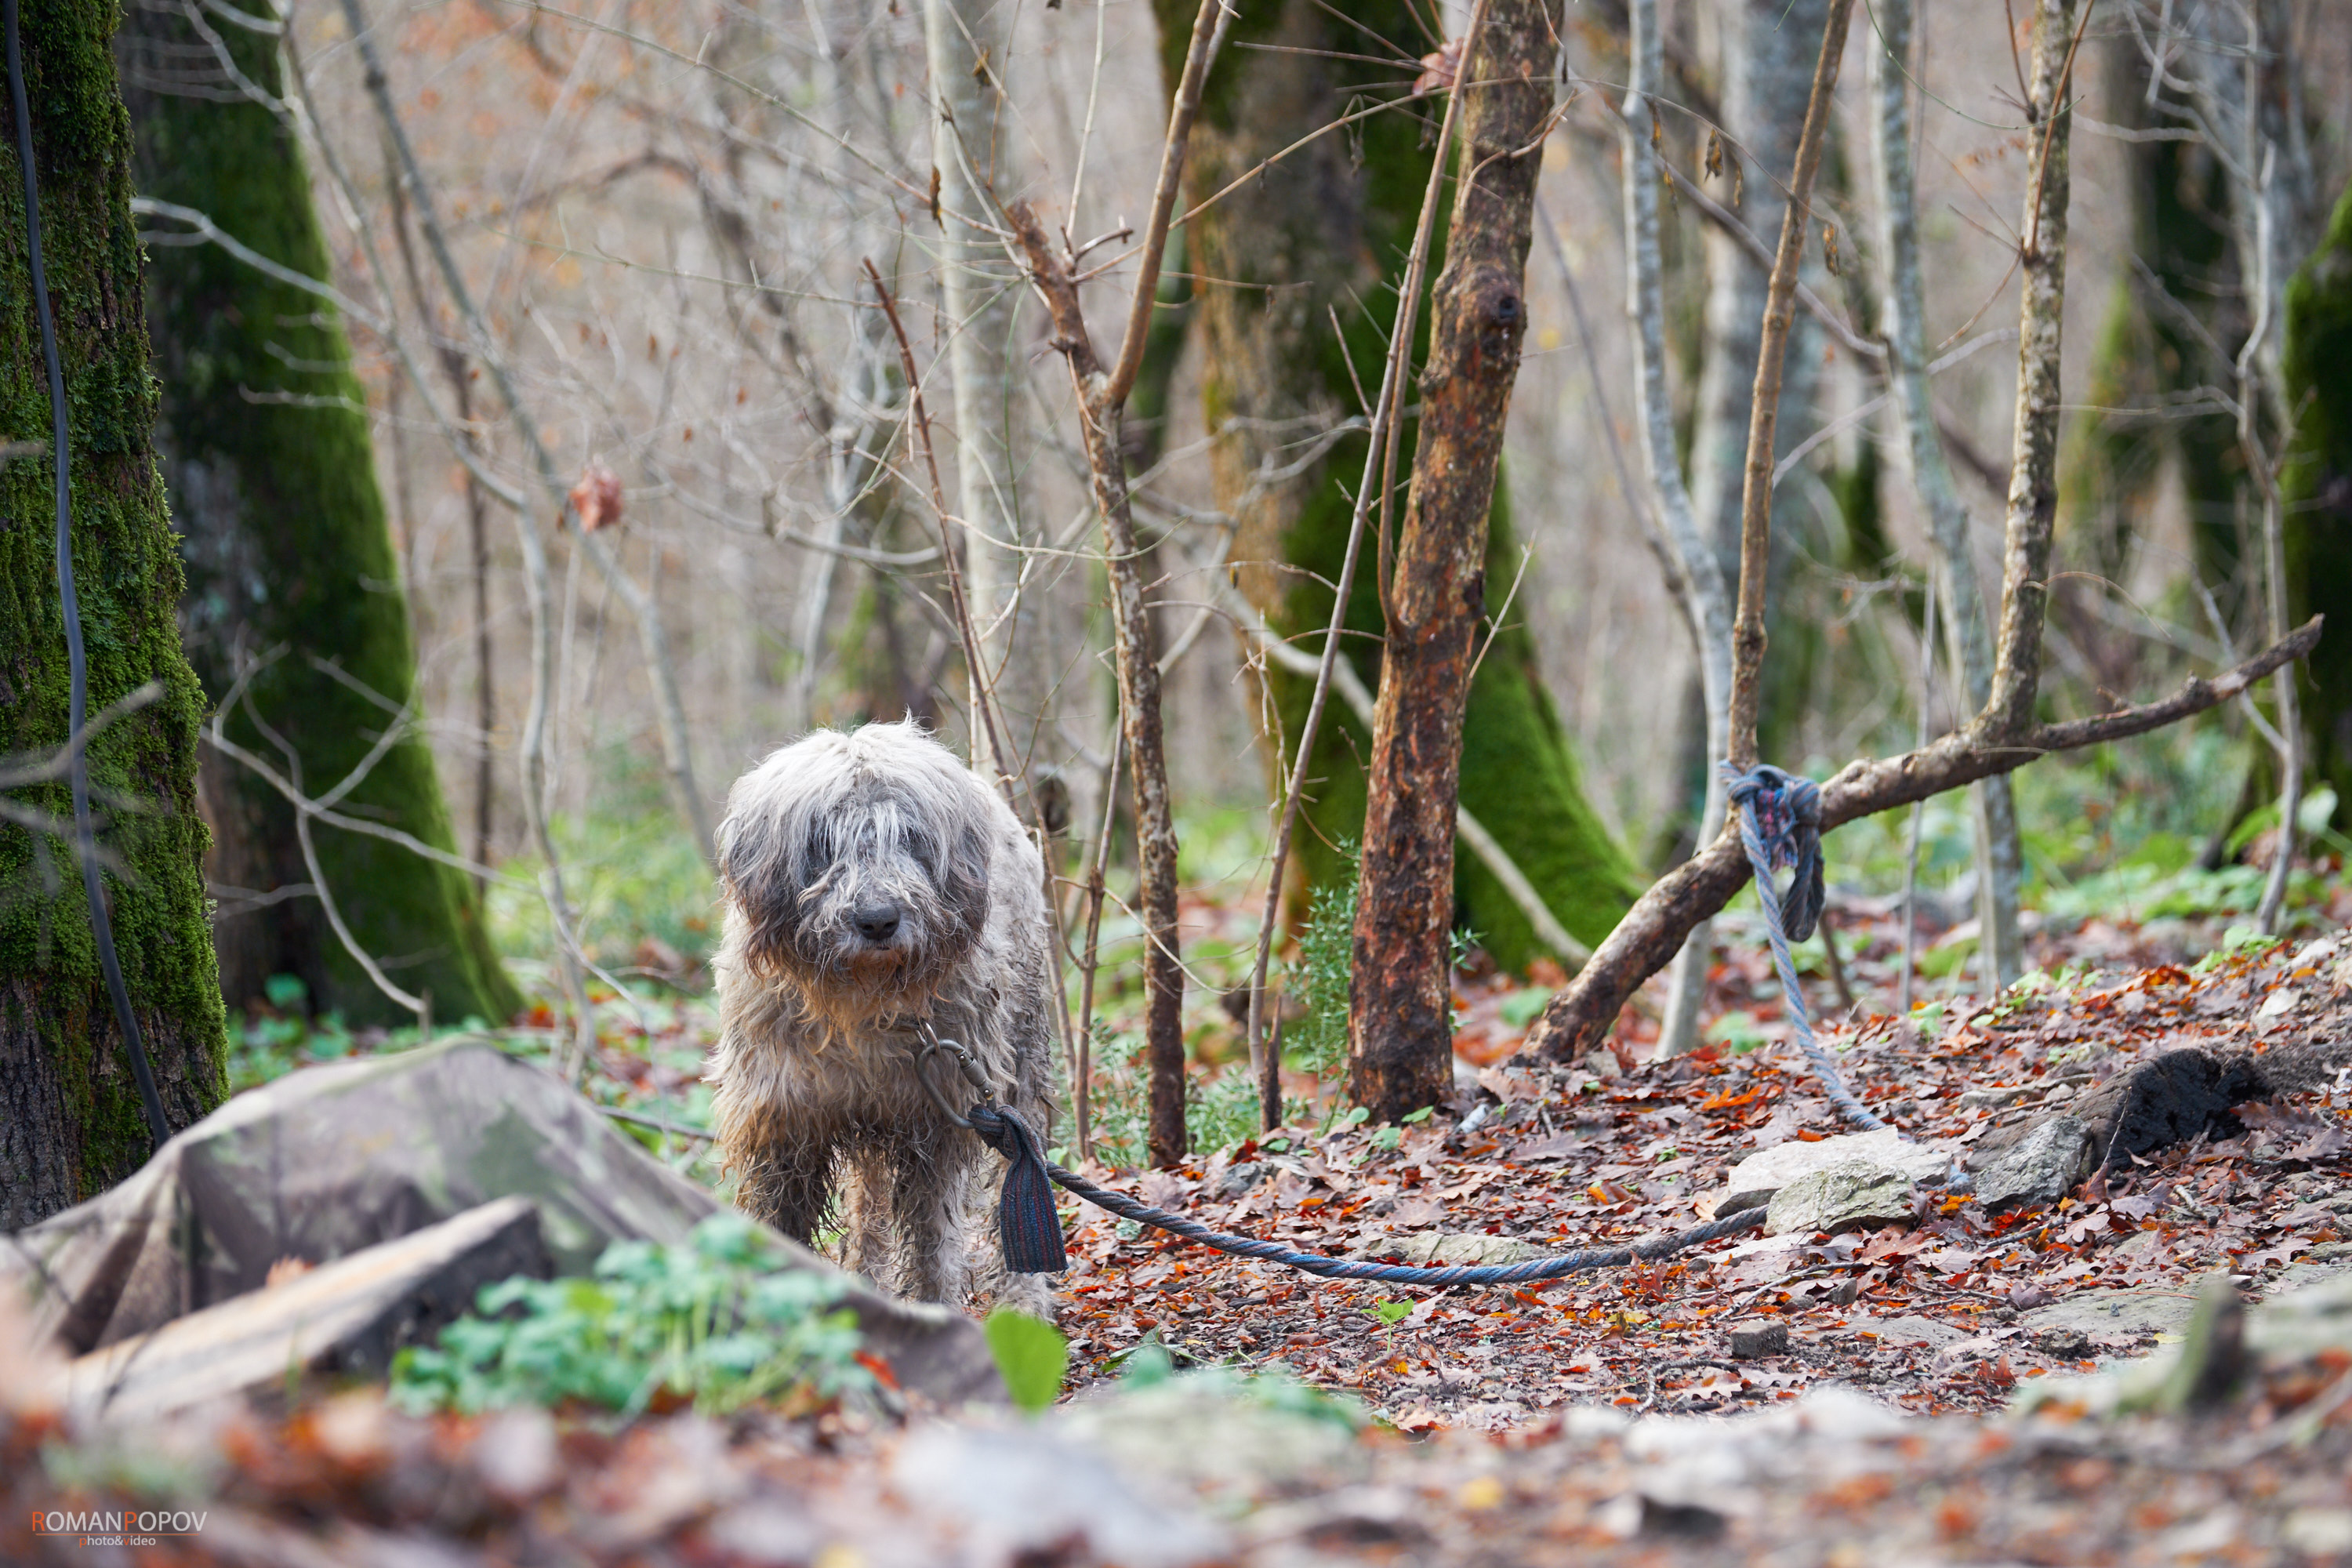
[31,867,2352,1565]
[1047,885,2352,1429]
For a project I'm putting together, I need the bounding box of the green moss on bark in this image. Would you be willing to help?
[2,0,227,1225]
[1156,0,1638,974]
[121,5,517,1025]
[2282,180,2352,825]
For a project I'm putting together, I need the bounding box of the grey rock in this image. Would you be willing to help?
[1970,1114,2092,1212]
[1729,1323,1788,1359]
[1718,1130,1958,1214]
[1763,1161,1916,1237]
[2017,1286,2200,1343]
[1357,1231,1548,1267]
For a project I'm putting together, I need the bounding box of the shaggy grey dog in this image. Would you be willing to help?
[707,720,1059,1311]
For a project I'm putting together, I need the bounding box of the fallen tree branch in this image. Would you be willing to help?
[1528,617,2323,1061]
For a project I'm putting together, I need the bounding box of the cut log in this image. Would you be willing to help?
[64,1197,550,1424]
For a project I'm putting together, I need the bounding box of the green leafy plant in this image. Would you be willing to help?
[1704,1010,1769,1055]
[1283,842,1359,1085]
[1114,1338,1366,1432]
[1084,1025,1271,1166]
[390,1214,871,1417]
[1499,986,1555,1028]
[983,1308,1069,1414]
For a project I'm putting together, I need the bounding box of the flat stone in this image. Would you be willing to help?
[2016,1286,2200,1343]
[1970,1114,2092,1212]
[1728,1323,1788,1359]
[1764,1161,1917,1237]
[1716,1130,1957,1214]
[1851,1314,1969,1350]
[1363,1232,1548,1267]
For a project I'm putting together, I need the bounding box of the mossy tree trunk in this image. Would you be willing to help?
[119,2,517,1027]
[2,0,227,1226]
[2283,180,2352,823]
[1154,0,1640,976]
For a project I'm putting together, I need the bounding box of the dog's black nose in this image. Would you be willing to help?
[853,904,901,943]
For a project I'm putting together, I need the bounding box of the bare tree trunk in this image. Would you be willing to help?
[1868,0,2026,990]
[1001,0,1232,1167]
[1348,0,1561,1122]
[1725,0,1856,767]
[1656,0,1828,844]
[468,394,495,887]
[1984,0,2084,743]
[1162,0,1639,977]
[1014,206,1186,1163]
[923,0,1047,795]
[1618,0,1734,1061]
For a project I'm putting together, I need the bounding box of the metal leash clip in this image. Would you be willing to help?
[911,1025,998,1128]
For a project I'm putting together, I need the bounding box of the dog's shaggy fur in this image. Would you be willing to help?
[706,720,1058,1310]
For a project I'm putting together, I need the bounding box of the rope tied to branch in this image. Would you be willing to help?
[1722,761,1883,1132]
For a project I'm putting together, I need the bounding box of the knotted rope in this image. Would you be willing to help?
[1722,762,1884,1133]
[952,761,1919,1282]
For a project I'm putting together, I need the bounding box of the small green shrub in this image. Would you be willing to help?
[1284,842,1358,1084]
[1085,1025,1267,1165]
[390,1214,871,1417]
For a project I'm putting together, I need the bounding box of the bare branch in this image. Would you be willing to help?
[1105,0,1236,405]
[1531,618,2324,1061]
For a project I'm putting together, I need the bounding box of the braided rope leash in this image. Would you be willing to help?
[966,1100,1765,1283]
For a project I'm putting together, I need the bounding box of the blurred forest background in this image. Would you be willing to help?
[8,0,2352,1211]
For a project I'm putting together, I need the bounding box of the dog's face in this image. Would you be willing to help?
[717,720,993,1018]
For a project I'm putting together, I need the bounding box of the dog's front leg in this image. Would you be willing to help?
[731,1131,839,1250]
[888,1138,978,1305]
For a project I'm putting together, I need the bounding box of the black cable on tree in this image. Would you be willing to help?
[7,0,173,1154]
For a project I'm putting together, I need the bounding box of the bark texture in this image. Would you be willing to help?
[1624,0,1733,1059]
[2,0,227,1226]
[1984,0,2079,742]
[1346,0,1559,1120]
[120,0,517,1029]
[1155,0,1639,975]
[2284,180,2352,822]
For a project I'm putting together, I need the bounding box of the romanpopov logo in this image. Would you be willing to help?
[31,1509,210,1544]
